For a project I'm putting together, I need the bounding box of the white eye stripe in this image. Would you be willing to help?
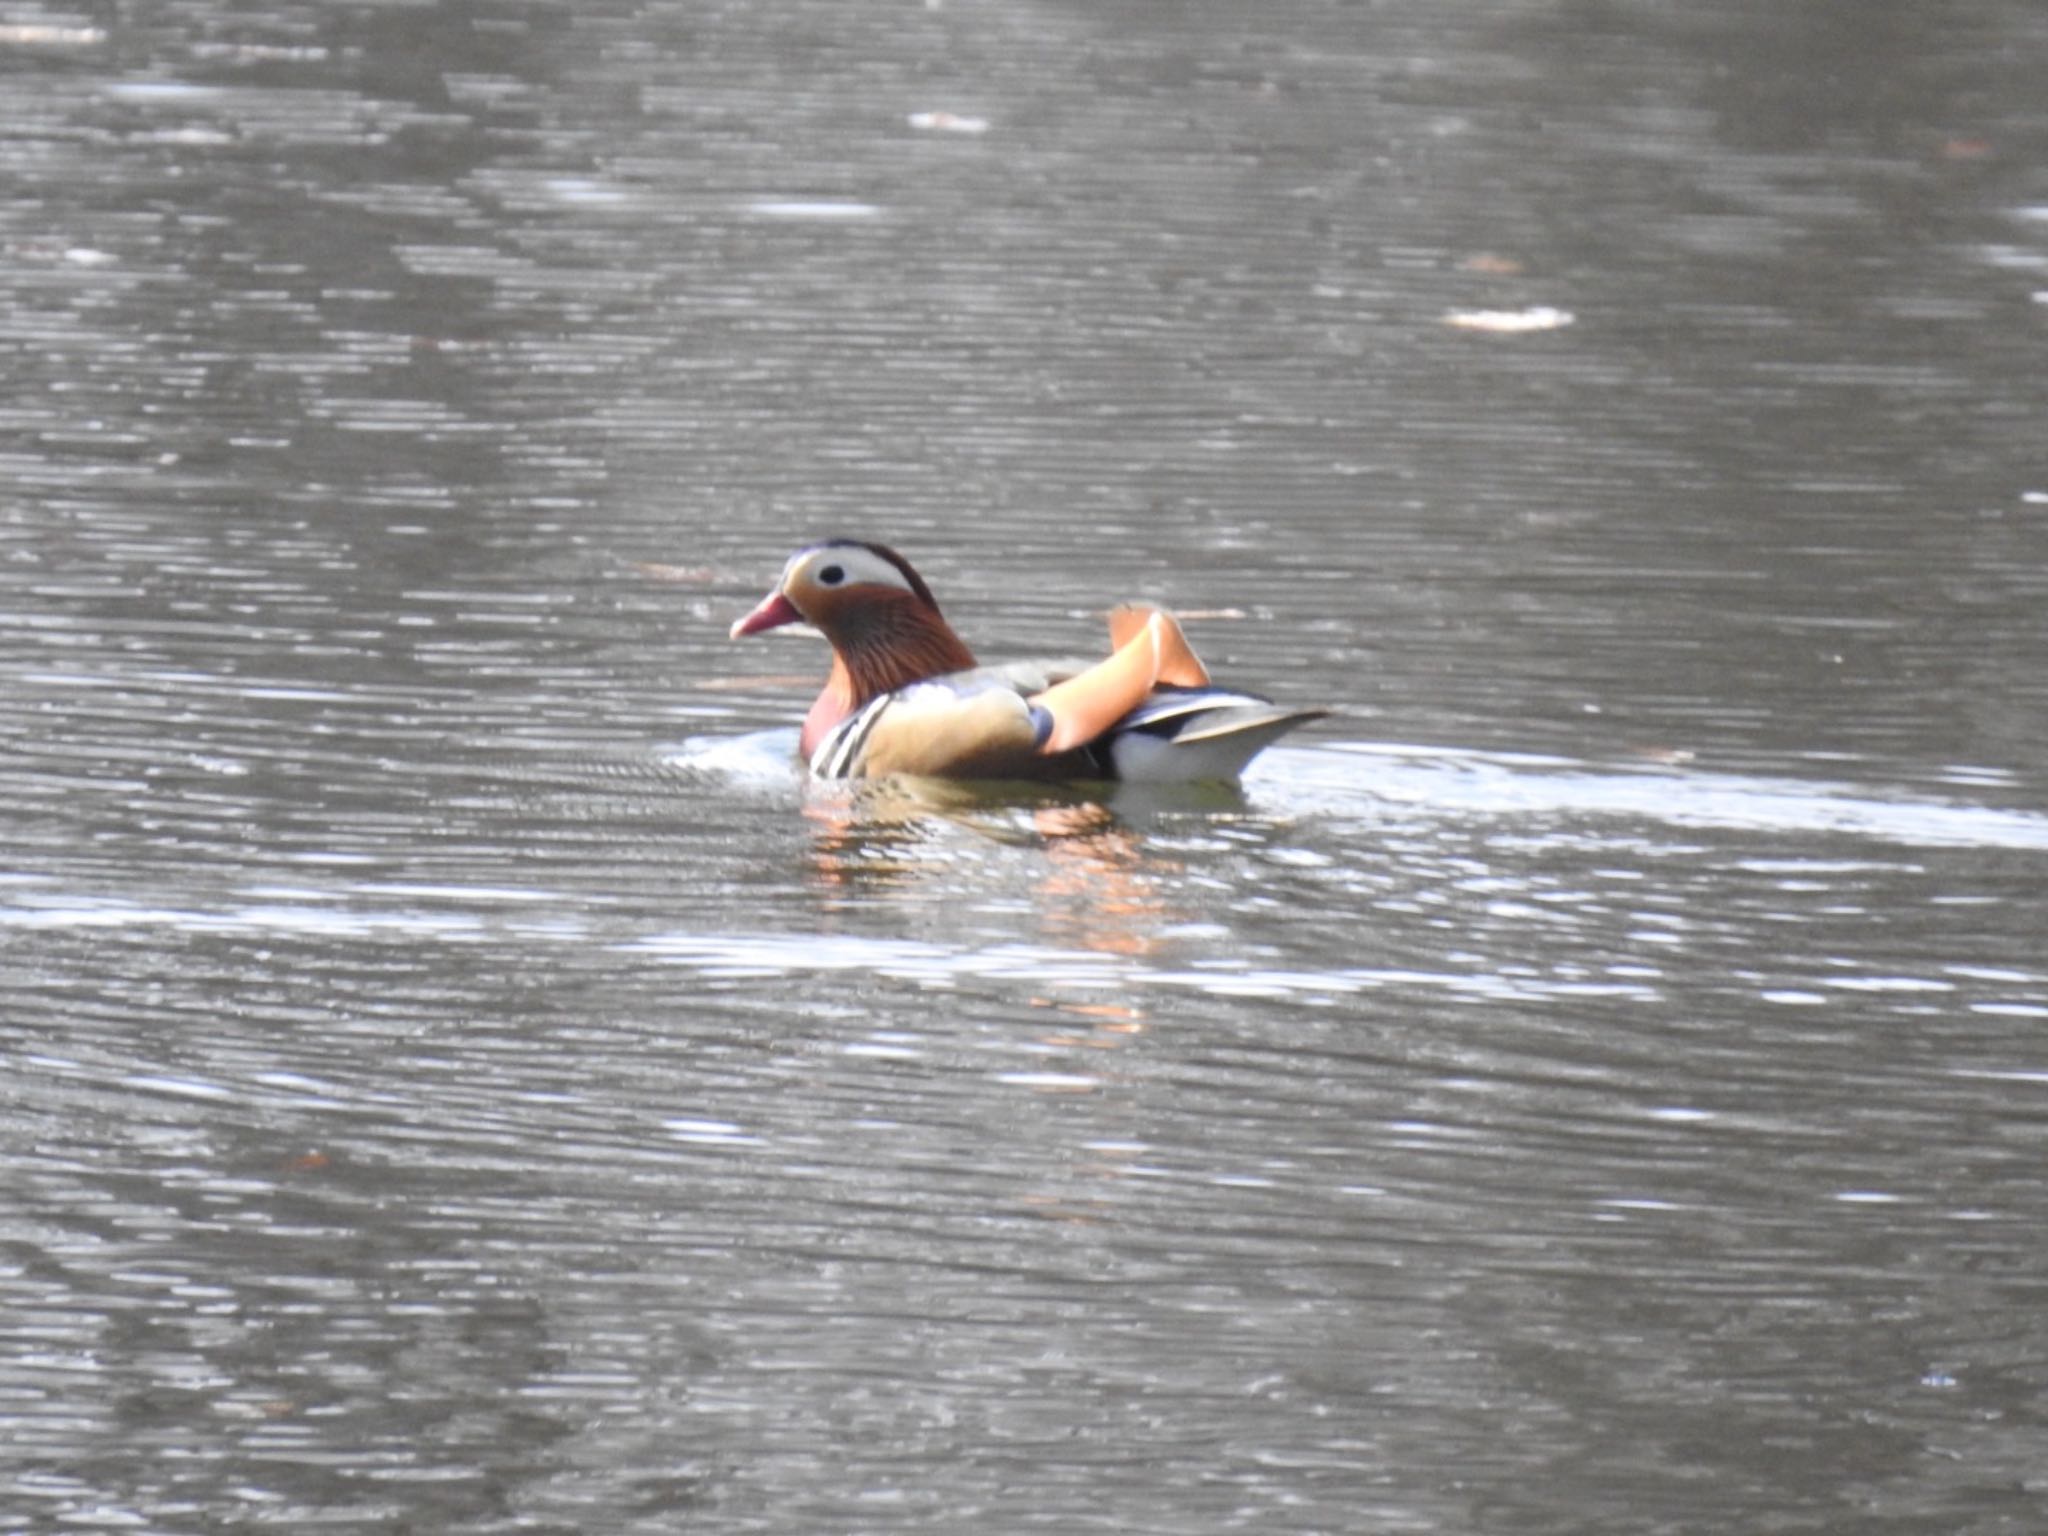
[794,545,913,594]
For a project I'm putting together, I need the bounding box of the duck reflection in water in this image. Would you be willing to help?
[799,776,1213,977]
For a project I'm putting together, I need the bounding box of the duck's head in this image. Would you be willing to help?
[729,539,945,640]
[730,541,977,715]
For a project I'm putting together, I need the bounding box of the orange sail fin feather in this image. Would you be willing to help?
[1105,603,1209,687]
[728,540,1325,782]
[1032,610,1202,756]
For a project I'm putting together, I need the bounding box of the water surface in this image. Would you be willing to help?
[5,2,2048,1531]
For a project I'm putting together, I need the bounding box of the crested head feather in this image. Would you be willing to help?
[806,538,944,614]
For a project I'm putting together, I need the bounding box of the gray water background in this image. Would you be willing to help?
[5,2,2048,1531]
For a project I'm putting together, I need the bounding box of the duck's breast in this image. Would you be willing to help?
[810,677,1049,780]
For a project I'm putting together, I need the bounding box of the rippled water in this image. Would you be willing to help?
[6,2,2048,1531]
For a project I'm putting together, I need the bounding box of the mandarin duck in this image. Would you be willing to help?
[730,540,1326,782]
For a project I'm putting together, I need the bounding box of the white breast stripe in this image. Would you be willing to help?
[811,695,892,779]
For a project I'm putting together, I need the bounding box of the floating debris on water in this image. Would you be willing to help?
[747,198,882,220]
[0,24,106,46]
[1443,305,1576,334]
[908,110,990,134]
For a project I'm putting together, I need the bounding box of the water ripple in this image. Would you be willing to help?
[1273,743,2048,850]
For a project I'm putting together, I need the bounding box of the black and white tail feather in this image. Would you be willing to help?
[1085,687,1328,783]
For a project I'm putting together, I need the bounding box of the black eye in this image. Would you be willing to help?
[818,563,846,586]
